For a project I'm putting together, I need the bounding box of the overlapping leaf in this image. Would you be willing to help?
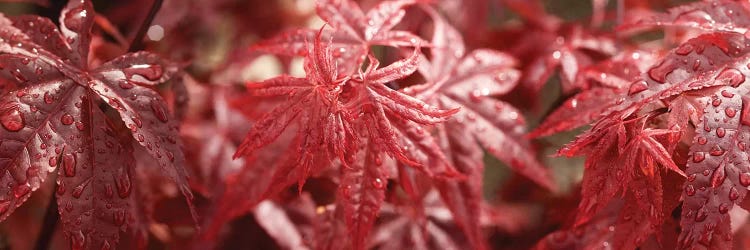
[0,0,191,248]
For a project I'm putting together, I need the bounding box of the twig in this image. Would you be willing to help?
[128,0,163,52]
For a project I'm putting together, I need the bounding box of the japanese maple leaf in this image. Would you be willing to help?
[620,0,750,35]
[560,18,750,247]
[252,0,425,73]
[398,6,555,249]
[530,50,657,138]
[0,0,192,248]
[230,28,458,248]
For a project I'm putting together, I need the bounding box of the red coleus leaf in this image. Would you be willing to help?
[0,0,191,248]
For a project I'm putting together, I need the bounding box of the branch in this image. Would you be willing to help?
[128,0,163,52]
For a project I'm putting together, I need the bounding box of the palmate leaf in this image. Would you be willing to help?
[557,26,750,249]
[400,6,554,250]
[0,0,191,248]
[530,50,657,138]
[251,0,425,73]
[227,26,457,249]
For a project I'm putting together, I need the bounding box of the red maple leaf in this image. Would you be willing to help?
[400,6,555,249]
[553,1,750,247]
[251,0,425,73]
[0,0,193,248]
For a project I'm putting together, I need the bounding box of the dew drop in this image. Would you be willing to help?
[118,80,133,89]
[63,154,76,177]
[695,207,708,222]
[628,81,649,95]
[697,137,708,145]
[114,170,132,198]
[43,92,53,104]
[716,127,726,138]
[715,68,745,87]
[13,185,30,198]
[372,178,385,189]
[685,184,696,196]
[60,114,74,125]
[71,230,86,250]
[709,145,725,156]
[150,100,169,123]
[712,98,722,107]
[648,60,672,83]
[675,43,694,55]
[131,117,142,128]
[726,107,737,118]
[710,166,726,187]
[740,172,750,186]
[1,109,25,132]
[72,178,92,198]
[113,209,126,226]
[692,152,705,163]
[123,64,163,83]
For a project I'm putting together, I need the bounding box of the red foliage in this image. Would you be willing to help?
[3,0,750,249]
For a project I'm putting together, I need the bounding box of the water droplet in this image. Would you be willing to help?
[740,172,750,186]
[710,166,726,187]
[685,184,696,196]
[726,108,737,118]
[71,230,86,250]
[628,81,649,95]
[114,170,131,198]
[57,181,66,195]
[722,90,735,98]
[75,122,84,131]
[123,64,163,83]
[11,70,26,83]
[150,100,168,123]
[697,137,708,145]
[695,207,708,222]
[712,98,722,107]
[13,185,30,198]
[1,108,25,132]
[63,154,76,177]
[693,152,705,163]
[688,173,697,182]
[648,60,672,83]
[72,178,91,198]
[131,117,142,128]
[716,127,726,138]
[709,145,725,156]
[675,43,694,55]
[48,156,57,167]
[101,240,112,250]
[118,80,133,89]
[60,114,74,125]
[372,178,385,189]
[716,68,745,87]
[44,92,54,104]
[113,209,126,226]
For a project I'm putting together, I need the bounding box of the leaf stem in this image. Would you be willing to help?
[128,0,163,52]
[34,184,59,250]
